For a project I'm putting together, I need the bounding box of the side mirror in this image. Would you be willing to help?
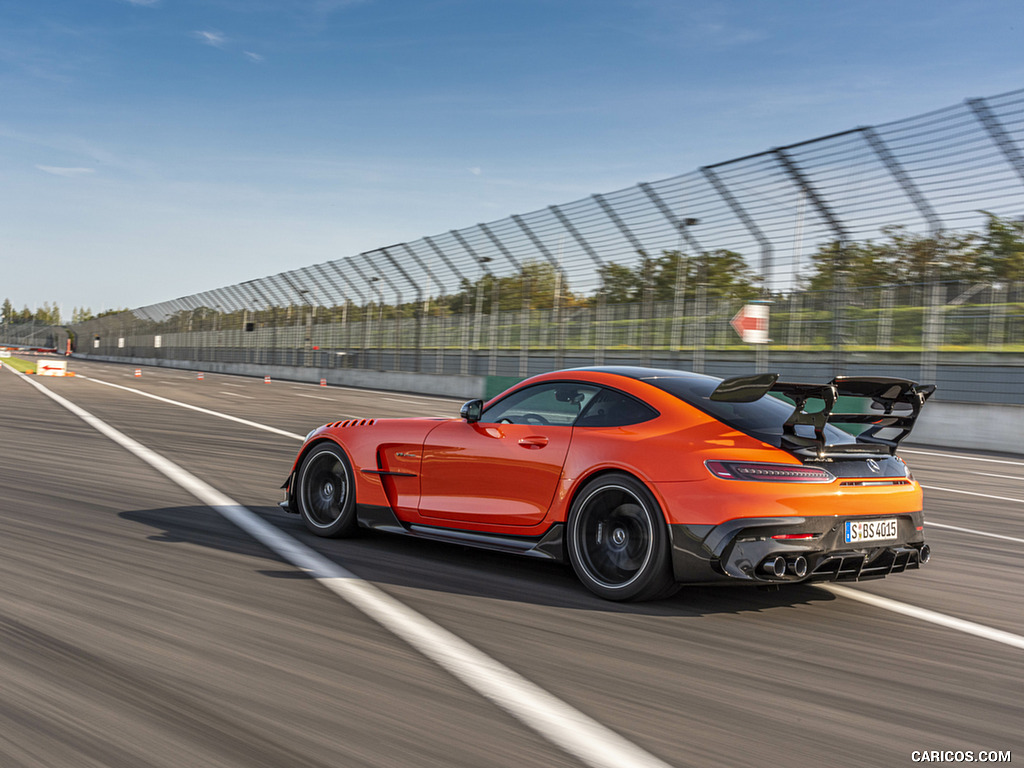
[460,399,483,424]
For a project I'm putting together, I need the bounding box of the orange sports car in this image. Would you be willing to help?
[281,367,934,601]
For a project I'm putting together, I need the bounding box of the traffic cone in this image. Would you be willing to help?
[320,378,327,387]
[264,375,271,384]
[135,369,142,377]
[197,372,204,380]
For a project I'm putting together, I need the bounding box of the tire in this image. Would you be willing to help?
[295,443,359,538]
[566,473,678,601]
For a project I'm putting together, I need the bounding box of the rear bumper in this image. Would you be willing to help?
[669,511,928,584]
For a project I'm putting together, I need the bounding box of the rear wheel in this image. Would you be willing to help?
[566,473,677,601]
[296,443,358,538]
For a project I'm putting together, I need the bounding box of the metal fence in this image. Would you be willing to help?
[0,320,66,350]
[67,88,1024,400]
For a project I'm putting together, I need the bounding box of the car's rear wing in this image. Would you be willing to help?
[710,373,936,458]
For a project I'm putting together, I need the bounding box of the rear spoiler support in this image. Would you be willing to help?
[710,373,936,458]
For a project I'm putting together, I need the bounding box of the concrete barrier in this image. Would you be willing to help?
[73,354,485,399]
[908,400,1024,455]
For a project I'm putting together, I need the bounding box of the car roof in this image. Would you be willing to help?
[558,366,725,408]
[568,365,720,384]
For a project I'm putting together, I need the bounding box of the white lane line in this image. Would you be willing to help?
[969,470,1024,481]
[221,382,245,388]
[820,584,1024,651]
[903,448,1024,467]
[77,375,304,441]
[295,394,335,401]
[927,521,1024,544]
[220,391,254,399]
[16,371,674,768]
[922,484,1024,504]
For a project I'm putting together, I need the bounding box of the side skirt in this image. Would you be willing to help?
[356,504,566,562]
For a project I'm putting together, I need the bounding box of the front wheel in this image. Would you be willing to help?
[566,473,678,601]
[296,443,359,538]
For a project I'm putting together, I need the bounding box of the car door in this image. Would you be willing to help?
[418,383,600,527]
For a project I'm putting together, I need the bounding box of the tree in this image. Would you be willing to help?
[977,212,1024,282]
[36,301,61,325]
[801,226,982,291]
[596,262,639,303]
[439,261,578,315]
[596,249,761,304]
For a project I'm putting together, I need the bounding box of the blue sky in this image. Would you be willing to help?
[2,0,1023,317]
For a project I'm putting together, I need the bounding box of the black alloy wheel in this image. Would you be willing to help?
[566,473,677,601]
[296,443,358,538]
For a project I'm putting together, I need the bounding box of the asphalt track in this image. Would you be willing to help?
[1,357,1021,768]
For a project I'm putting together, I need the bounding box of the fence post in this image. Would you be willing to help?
[639,182,708,370]
[361,252,404,373]
[328,260,370,370]
[861,126,945,383]
[400,243,447,374]
[449,230,496,375]
[967,97,1024,186]
[478,223,526,377]
[264,275,300,367]
[423,236,471,375]
[381,247,423,373]
[512,214,568,369]
[280,272,315,367]
[312,263,356,369]
[592,193,655,364]
[773,148,850,373]
[701,166,774,373]
[346,258,385,371]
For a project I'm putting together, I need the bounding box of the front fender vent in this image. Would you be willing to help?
[328,419,376,428]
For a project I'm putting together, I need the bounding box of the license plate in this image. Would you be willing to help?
[845,518,898,544]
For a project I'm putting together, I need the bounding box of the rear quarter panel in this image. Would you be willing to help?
[547,378,924,528]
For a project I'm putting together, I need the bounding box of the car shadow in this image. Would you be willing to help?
[120,505,837,617]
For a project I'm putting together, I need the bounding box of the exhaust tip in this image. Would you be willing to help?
[919,543,931,565]
[788,555,808,578]
[760,555,786,578]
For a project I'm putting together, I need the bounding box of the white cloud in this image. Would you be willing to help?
[469,167,482,176]
[193,30,227,47]
[244,51,264,63]
[36,165,96,177]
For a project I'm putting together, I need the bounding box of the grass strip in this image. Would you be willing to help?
[0,356,36,374]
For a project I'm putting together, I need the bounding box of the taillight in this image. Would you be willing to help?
[704,460,835,483]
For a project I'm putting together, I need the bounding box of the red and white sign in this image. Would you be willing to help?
[730,303,770,344]
[38,360,69,377]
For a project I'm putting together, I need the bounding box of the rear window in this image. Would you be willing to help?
[575,387,658,427]
[640,375,854,447]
